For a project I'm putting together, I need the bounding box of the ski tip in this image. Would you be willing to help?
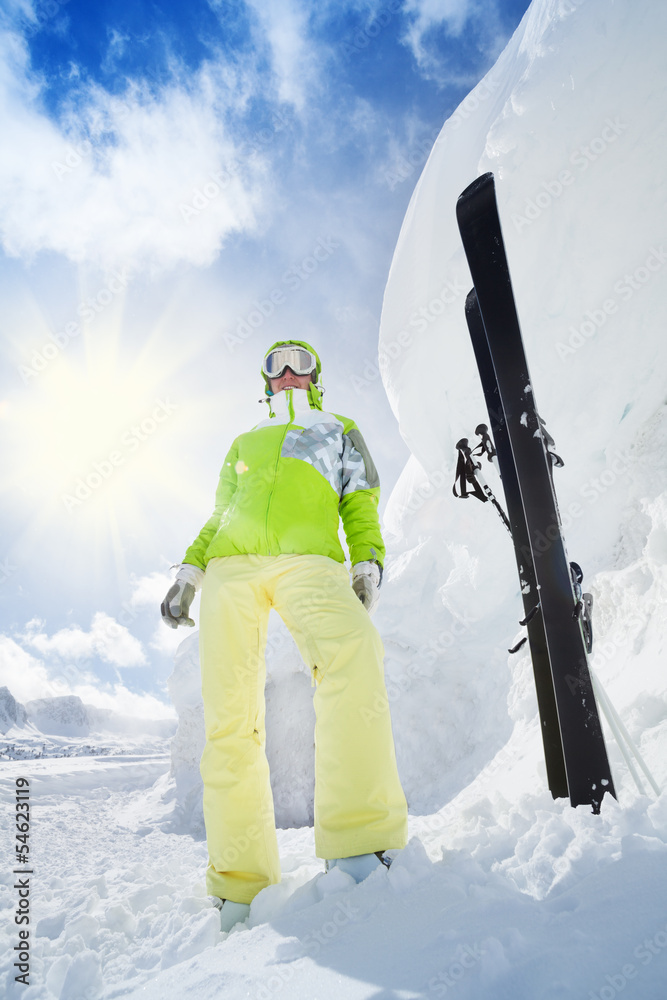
[465,287,477,311]
[456,171,495,209]
[456,172,497,233]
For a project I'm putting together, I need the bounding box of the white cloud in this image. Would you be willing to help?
[1,0,34,24]
[0,24,267,272]
[400,0,505,85]
[404,0,473,41]
[129,570,174,609]
[55,681,176,721]
[150,620,192,657]
[128,569,193,655]
[0,633,99,703]
[231,0,317,111]
[101,27,131,75]
[0,634,174,719]
[0,635,58,703]
[19,612,147,668]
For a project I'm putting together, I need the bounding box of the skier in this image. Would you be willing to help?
[161,340,408,932]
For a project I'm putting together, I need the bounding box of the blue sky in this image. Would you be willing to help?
[0,0,531,717]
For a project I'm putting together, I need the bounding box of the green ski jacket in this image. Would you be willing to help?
[183,385,385,570]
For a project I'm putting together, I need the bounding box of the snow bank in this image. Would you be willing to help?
[376,0,667,802]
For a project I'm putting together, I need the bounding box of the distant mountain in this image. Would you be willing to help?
[25,694,90,736]
[0,686,28,734]
[0,690,176,739]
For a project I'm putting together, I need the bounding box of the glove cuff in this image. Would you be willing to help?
[175,563,205,591]
[352,560,381,587]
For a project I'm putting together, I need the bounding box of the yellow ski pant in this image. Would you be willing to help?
[198,553,408,904]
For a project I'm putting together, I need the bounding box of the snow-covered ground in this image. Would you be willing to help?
[2,0,667,997]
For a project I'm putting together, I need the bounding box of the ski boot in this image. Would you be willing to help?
[324,852,391,883]
[210,897,251,933]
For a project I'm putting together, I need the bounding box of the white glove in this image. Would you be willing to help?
[160,564,205,629]
[352,561,382,615]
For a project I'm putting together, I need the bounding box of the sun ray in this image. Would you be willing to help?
[3,282,220,598]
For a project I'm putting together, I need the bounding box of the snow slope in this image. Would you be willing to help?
[1,0,667,998]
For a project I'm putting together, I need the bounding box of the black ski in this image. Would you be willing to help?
[464,289,568,799]
[456,172,615,812]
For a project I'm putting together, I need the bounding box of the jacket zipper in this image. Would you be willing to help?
[265,391,294,554]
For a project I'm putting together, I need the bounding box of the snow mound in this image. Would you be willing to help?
[376,0,667,807]
[164,617,316,835]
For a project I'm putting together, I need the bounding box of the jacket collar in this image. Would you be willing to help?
[268,387,313,421]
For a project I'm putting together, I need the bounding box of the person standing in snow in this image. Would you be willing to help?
[160,341,408,931]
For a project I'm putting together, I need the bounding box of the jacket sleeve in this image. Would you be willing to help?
[182,440,239,570]
[338,425,386,568]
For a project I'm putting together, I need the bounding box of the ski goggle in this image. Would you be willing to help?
[262,345,317,379]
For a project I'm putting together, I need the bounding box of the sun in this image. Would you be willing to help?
[4,319,200,583]
[14,350,166,482]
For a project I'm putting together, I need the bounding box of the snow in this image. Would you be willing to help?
[2,0,667,997]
